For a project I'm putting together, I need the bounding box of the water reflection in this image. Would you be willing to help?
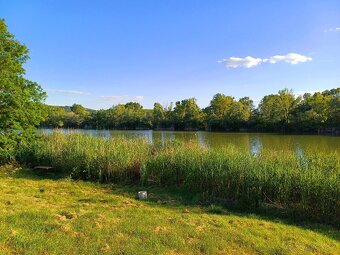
[249,136,262,155]
[40,129,340,153]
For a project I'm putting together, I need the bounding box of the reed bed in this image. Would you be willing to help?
[16,132,340,225]
[17,132,151,182]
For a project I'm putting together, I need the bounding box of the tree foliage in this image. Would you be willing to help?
[172,98,204,130]
[41,87,340,133]
[205,94,251,130]
[258,89,301,129]
[0,19,46,159]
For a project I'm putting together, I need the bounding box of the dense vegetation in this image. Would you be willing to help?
[0,19,46,161]
[42,88,340,133]
[17,132,340,226]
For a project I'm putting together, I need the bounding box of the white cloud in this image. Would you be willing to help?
[263,53,312,64]
[324,27,340,32]
[47,89,91,95]
[99,95,144,102]
[219,53,312,68]
[218,56,262,68]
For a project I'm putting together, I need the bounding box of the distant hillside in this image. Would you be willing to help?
[49,105,97,113]
[48,105,152,113]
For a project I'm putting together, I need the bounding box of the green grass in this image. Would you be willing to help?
[16,132,340,225]
[0,165,339,255]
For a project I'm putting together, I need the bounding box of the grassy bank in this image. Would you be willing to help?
[1,165,339,254]
[16,132,340,225]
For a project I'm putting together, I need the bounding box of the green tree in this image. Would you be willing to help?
[208,93,234,118]
[88,110,109,129]
[106,102,150,129]
[205,94,252,130]
[70,103,89,127]
[42,106,67,128]
[296,92,332,129]
[35,86,339,132]
[205,93,234,130]
[259,89,300,129]
[239,96,254,111]
[172,98,203,130]
[329,90,340,126]
[225,101,251,128]
[71,103,88,116]
[0,19,46,159]
[277,88,301,125]
[152,103,166,128]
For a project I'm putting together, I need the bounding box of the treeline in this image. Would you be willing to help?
[41,88,340,132]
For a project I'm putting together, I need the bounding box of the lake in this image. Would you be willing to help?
[40,129,340,154]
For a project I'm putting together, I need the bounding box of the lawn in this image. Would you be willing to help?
[0,165,339,255]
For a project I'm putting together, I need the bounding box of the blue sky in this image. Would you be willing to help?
[1,0,339,109]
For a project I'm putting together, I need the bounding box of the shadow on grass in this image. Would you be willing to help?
[109,183,340,241]
[9,167,340,242]
[8,166,69,180]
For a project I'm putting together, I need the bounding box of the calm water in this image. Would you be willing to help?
[40,129,340,154]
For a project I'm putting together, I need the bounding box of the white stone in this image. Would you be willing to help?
[138,191,148,200]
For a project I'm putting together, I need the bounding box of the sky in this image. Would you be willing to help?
[1,0,340,109]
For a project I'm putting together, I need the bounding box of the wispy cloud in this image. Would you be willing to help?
[219,53,312,68]
[47,89,91,95]
[218,56,262,68]
[99,96,125,100]
[324,27,340,32]
[263,53,312,64]
[99,95,144,102]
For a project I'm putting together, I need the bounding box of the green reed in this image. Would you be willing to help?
[16,132,340,225]
[17,132,151,182]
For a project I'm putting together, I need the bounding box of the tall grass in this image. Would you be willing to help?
[17,132,151,182]
[16,132,340,225]
[145,145,340,224]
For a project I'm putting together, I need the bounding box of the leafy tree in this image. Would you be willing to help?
[225,101,251,128]
[88,110,109,129]
[42,106,67,128]
[70,104,89,128]
[208,93,234,118]
[277,88,301,125]
[205,94,252,130]
[106,102,151,129]
[329,91,340,126]
[239,97,254,111]
[172,98,203,130]
[71,103,88,116]
[205,93,234,130]
[152,103,166,128]
[0,19,46,159]
[37,86,339,132]
[296,92,332,129]
[258,89,300,129]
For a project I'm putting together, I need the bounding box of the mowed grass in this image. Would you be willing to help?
[0,165,339,255]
